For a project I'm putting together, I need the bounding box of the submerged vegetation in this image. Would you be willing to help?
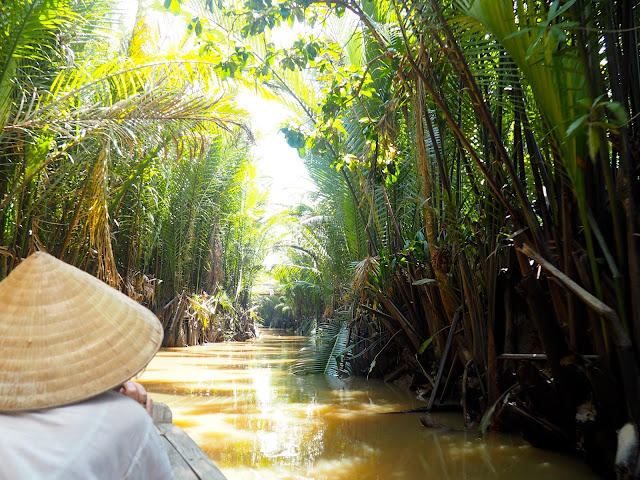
[1,0,639,476]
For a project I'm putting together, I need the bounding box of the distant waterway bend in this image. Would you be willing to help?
[139,329,601,480]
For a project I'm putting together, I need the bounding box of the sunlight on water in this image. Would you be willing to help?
[139,329,601,480]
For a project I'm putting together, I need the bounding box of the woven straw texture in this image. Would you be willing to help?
[0,252,163,411]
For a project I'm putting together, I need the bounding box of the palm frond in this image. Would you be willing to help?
[292,317,351,376]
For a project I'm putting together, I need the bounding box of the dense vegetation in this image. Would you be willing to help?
[0,0,271,342]
[2,0,639,476]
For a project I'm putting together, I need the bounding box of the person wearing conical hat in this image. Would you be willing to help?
[0,252,174,479]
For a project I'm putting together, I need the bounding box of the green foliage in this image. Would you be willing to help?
[0,0,260,313]
[219,161,274,306]
[292,317,352,376]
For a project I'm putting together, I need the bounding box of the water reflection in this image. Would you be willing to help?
[139,329,600,480]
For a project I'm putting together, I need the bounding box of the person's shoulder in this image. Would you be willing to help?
[89,391,154,428]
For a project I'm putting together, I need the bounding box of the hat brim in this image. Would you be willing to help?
[0,252,163,411]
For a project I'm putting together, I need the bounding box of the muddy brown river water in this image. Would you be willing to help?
[139,329,601,479]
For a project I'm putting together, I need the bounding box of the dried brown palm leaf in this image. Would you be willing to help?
[352,254,379,299]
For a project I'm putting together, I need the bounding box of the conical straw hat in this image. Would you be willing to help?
[0,252,163,411]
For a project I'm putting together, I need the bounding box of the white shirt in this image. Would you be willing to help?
[0,390,174,480]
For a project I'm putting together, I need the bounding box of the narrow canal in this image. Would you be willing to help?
[139,329,601,479]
